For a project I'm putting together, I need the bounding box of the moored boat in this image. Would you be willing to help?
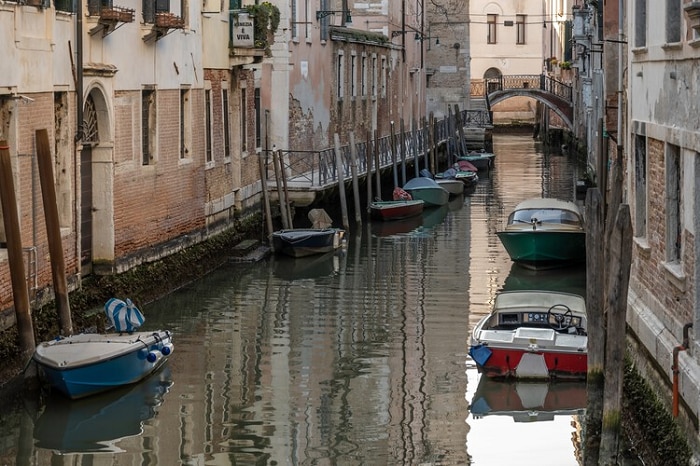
[369,199,424,220]
[496,197,586,269]
[33,298,174,400]
[469,290,587,380]
[403,177,450,207]
[457,150,496,171]
[271,228,345,257]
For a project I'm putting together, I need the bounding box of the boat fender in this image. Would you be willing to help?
[469,344,492,367]
[147,350,163,363]
[161,343,174,356]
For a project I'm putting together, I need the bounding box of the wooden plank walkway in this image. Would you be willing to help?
[269,110,491,205]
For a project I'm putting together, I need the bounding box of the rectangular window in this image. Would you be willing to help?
[634,134,647,236]
[350,54,357,98]
[205,88,212,163]
[635,0,647,47]
[254,87,261,149]
[665,0,680,43]
[305,0,311,38]
[487,14,497,44]
[381,56,387,98]
[665,144,681,262]
[57,0,76,13]
[361,55,367,97]
[143,0,170,23]
[141,89,156,165]
[372,55,377,98]
[179,89,191,159]
[337,52,345,100]
[240,87,247,152]
[222,87,230,159]
[291,0,297,38]
[516,15,526,44]
[319,0,329,41]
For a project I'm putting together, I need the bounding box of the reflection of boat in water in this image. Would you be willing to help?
[34,367,173,453]
[469,376,586,422]
[272,251,342,280]
[501,262,586,296]
[421,204,449,229]
[447,194,465,212]
[370,214,423,237]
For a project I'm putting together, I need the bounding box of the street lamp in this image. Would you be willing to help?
[316,10,352,23]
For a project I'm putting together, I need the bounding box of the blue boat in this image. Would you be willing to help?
[33,298,174,400]
[271,228,345,257]
[403,177,450,207]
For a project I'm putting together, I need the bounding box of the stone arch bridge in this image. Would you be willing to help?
[474,75,574,129]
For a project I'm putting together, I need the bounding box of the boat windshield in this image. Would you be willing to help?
[509,208,580,225]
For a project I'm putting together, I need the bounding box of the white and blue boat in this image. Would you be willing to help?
[33,298,173,400]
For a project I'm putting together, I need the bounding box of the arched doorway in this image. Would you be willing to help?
[80,94,99,273]
[484,67,502,94]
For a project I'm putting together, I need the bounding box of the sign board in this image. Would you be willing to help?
[233,13,254,48]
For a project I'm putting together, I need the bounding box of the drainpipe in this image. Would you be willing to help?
[672,322,693,417]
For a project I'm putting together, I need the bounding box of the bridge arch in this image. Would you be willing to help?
[489,89,573,130]
[483,74,574,130]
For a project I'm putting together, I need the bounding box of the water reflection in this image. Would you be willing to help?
[272,251,344,281]
[466,370,585,466]
[34,367,173,453]
[469,375,587,422]
[502,262,587,296]
[0,133,588,465]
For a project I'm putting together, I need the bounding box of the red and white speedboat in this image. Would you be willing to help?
[469,290,587,380]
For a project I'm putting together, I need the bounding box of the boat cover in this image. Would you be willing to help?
[105,298,145,333]
[308,208,333,229]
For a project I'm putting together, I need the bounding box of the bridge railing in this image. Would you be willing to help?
[274,107,490,189]
[483,74,572,103]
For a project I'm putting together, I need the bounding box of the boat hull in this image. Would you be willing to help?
[33,330,174,400]
[369,200,424,221]
[469,344,587,380]
[469,290,587,380]
[434,178,465,196]
[403,178,450,207]
[272,228,345,257]
[496,230,586,269]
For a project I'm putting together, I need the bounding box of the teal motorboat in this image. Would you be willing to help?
[496,198,586,269]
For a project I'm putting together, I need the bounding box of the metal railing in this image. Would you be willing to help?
[480,74,573,103]
[273,109,485,189]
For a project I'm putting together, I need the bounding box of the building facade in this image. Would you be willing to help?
[624,0,700,454]
[0,1,429,330]
[469,0,548,124]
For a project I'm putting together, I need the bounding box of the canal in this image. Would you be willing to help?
[3,132,593,464]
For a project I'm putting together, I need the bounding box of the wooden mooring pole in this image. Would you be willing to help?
[584,188,605,466]
[258,152,274,242]
[599,204,633,465]
[348,132,362,225]
[373,129,381,198]
[366,130,373,208]
[0,140,36,364]
[334,134,349,231]
[400,118,407,186]
[390,122,398,188]
[271,150,289,230]
[36,129,72,337]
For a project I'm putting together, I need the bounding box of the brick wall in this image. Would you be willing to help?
[632,136,694,325]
